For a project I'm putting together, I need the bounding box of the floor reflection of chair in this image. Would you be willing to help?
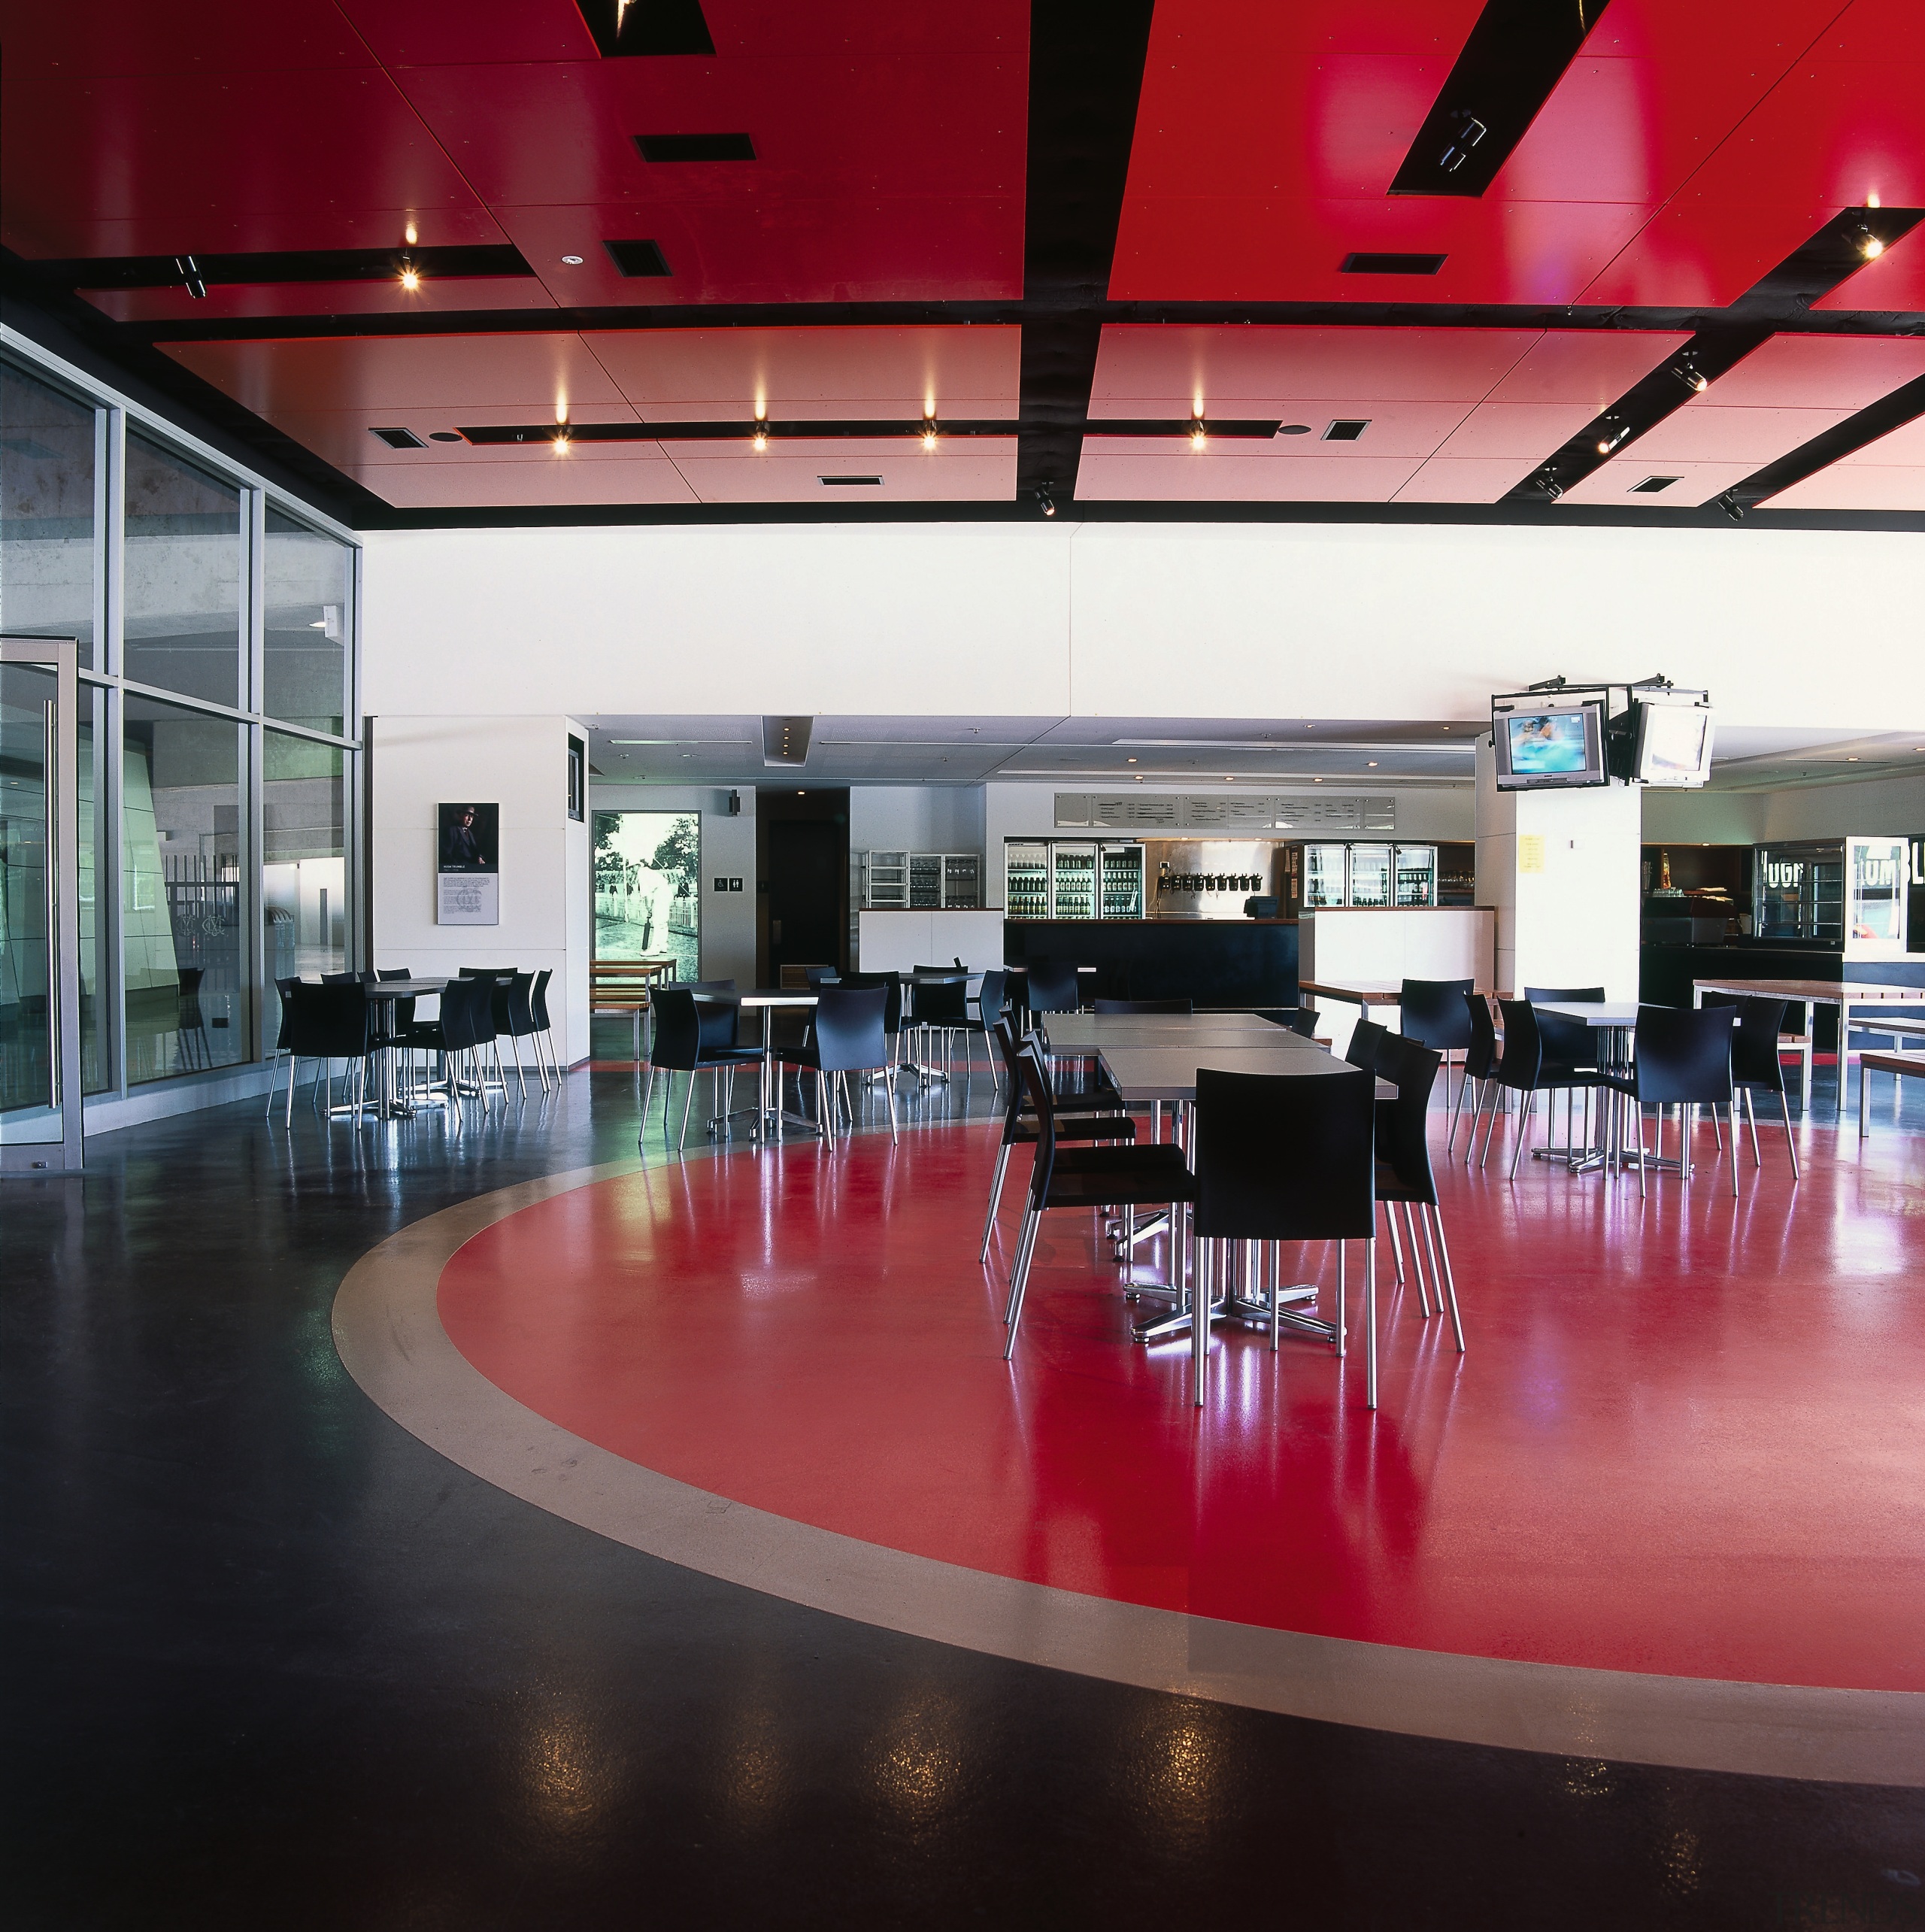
[174,968,214,1072]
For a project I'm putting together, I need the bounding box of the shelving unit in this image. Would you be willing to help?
[857,850,981,911]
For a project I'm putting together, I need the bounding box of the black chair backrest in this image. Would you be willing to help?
[1728,995,1792,1087]
[976,970,1008,1033]
[811,985,890,1074]
[288,981,373,1059]
[1523,985,1605,1003]
[1192,1066,1376,1242]
[651,988,704,1070]
[459,966,514,980]
[530,968,553,1030]
[1632,1005,1735,1105]
[1495,999,1543,1088]
[841,972,904,1035]
[1462,990,1499,1078]
[320,970,361,985]
[1286,1008,1320,1039]
[273,976,303,1049]
[436,975,489,1054]
[805,966,841,990]
[1015,1042,1063,1206]
[376,965,417,1029]
[914,975,969,1025]
[1377,1039,1444,1205]
[1025,960,1081,1013]
[1344,1016,1389,1073]
[1399,978,1474,1050]
[500,970,535,1036]
[1532,1002,1597,1069]
[1093,997,1193,1015]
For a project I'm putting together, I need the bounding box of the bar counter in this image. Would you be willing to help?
[1003,917,1299,1008]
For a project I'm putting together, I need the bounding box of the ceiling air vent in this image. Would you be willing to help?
[574,0,714,57]
[819,475,883,486]
[603,238,672,278]
[1340,252,1445,275]
[371,427,426,450]
[1323,420,1370,442]
[636,133,756,162]
[1630,475,1679,493]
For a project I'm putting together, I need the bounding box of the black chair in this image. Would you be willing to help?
[1024,960,1082,1014]
[1478,1001,1611,1180]
[966,970,1010,1090]
[1372,1035,1465,1351]
[1093,997,1193,1015]
[909,972,972,1084]
[839,972,906,1073]
[644,987,764,1152]
[1190,1063,1381,1408]
[804,966,841,990]
[775,985,897,1144]
[1597,1005,1739,1198]
[263,975,305,1117]
[1279,1008,1320,1040]
[283,981,377,1127]
[980,1020,1138,1261]
[320,969,369,985]
[528,968,558,1081]
[1344,1016,1390,1074]
[1710,993,1799,1178]
[1002,1042,1196,1366]
[397,976,491,1121]
[474,969,544,1098]
[1524,985,1606,1079]
[1399,978,1474,1100]
[1451,990,1501,1157]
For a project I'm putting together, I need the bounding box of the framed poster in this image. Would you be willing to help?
[437,801,499,925]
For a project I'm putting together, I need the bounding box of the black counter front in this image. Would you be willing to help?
[1641,941,1925,1049]
[1005,918,1299,1008]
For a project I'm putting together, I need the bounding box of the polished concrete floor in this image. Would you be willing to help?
[6,1060,1925,1929]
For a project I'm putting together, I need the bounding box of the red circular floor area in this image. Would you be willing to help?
[438,1119,1925,1693]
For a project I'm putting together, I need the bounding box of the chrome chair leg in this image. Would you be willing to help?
[1192,1237,1211,1408]
[1743,1087,1762,1166]
[1783,1089,1800,1180]
[1402,1202,1433,1316]
[1728,1084,1740,1197]
[1506,1090,1536,1181]
[678,1071,697,1151]
[980,1145,1011,1261]
[1363,1236,1378,1410]
[1445,1069,1472,1154]
[1334,1245,1346,1358]
[884,1066,899,1143]
[1384,1203,1405,1284]
[1426,1206,1466,1352]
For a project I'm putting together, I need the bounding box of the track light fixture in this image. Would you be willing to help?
[1037,484,1056,517]
[921,412,938,451]
[1595,419,1628,456]
[398,255,421,291]
[174,255,207,299]
[1190,415,1207,450]
[1671,360,1708,394]
[1719,490,1745,523]
[1855,223,1886,260]
[1538,476,1563,500]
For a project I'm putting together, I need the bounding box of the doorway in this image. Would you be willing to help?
[757,789,848,984]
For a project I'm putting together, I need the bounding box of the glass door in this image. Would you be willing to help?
[1099,842,1144,918]
[1005,842,1048,919]
[1303,843,1348,908]
[1050,842,1096,919]
[1394,845,1437,907]
[1846,837,1908,956]
[1349,843,1393,908]
[2,638,83,1173]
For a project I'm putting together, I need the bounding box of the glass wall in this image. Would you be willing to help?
[0,343,360,1109]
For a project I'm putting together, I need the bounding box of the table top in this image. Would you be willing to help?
[695,987,817,1008]
[1535,1000,1640,1027]
[1860,1048,1925,1071]
[1300,979,1405,1005]
[1044,1013,1313,1050]
[357,978,448,997]
[1694,977,1925,1002]
[592,958,677,975]
[1096,1043,1394,1104]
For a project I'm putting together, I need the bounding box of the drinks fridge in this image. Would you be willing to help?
[1005,842,1049,919]
[1394,845,1438,907]
[1348,844,1393,908]
[1098,842,1145,918]
[1303,843,1348,908]
[1050,842,1097,918]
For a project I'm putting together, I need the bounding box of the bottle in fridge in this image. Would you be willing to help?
[1394,845,1437,907]
[1050,842,1097,919]
[1303,843,1348,908]
[1098,842,1144,918]
[1005,841,1049,920]
[1348,843,1392,908]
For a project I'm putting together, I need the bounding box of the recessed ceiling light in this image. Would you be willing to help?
[1367,760,1378,767]
[561,253,584,265]
[1847,755,1860,762]
[309,620,326,629]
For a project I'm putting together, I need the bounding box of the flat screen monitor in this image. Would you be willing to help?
[1492,696,1608,791]
[1633,699,1715,787]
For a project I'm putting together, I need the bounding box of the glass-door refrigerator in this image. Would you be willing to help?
[1098,842,1144,919]
[1348,843,1393,908]
[1303,843,1348,908]
[1394,845,1438,907]
[1005,841,1049,920]
[1050,842,1097,919]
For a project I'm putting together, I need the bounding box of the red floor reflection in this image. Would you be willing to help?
[438,1114,1925,1691]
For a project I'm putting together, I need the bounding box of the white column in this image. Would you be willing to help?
[1475,739,1642,999]
[371,714,593,1066]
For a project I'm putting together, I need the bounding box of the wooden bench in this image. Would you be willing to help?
[591,958,676,1062]
[1859,1049,1925,1137]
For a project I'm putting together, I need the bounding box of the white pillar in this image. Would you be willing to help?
[370,714,593,1066]
[1475,738,1642,1000]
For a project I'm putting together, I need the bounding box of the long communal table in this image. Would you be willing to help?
[1692,977,1925,1120]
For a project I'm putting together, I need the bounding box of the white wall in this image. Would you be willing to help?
[848,786,987,854]
[1475,742,1642,1000]
[362,520,1925,735]
[1643,774,1925,848]
[588,782,758,986]
[371,714,592,1064]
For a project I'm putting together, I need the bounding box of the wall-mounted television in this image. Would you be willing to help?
[1632,697,1715,788]
[1491,696,1608,791]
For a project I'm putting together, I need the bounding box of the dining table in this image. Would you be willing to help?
[319,976,450,1121]
[1691,976,1925,1119]
[693,987,820,1139]
[1526,999,1639,1173]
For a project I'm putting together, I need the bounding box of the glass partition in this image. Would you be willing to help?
[0,362,97,668]
[123,693,249,1083]
[262,731,346,1045]
[263,508,351,733]
[123,432,243,708]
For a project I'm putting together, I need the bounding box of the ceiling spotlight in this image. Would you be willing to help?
[398,256,421,291]
[404,221,419,246]
[1855,223,1885,260]
[552,429,571,453]
[922,412,938,451]
[1719,490,1745,522]
[751,424,768,451]
[1126,757,1137,764]
[1671,362,1709,394]
[561,253,584,265]
[1367,760,1378,767]
[1190,415,1208,450]
[1038,484,1056,517]
[1847,755,1860,762]
[1540,477,1564,500]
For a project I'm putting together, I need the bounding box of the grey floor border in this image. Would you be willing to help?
[332,1157,1925,1789]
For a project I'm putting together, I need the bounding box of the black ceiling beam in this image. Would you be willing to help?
[1017,0,1157,512]
[453,417,1281,444]
[17,245,533,291]
[1729,368,1925,509]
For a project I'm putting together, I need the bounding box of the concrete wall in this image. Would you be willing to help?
[371,714,592,1064]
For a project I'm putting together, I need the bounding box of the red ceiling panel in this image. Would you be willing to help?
[579,326,1020,420]
[159,333,630,418]
[1557,457,1776,507]
[1763,463,1925,509]
[1391,456,1548,502]
[333,0,603,68]
[1811,225,1925,311]
[83,278,556,324]
[1,1,376,80]
[363,457,699,510]
[0,71,499,259]
[1076,449,1426,502]
[1705,332,1925,408]
[1089,325,1542,414]
[664,438,1016,503]
[1481,329,1692,405]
